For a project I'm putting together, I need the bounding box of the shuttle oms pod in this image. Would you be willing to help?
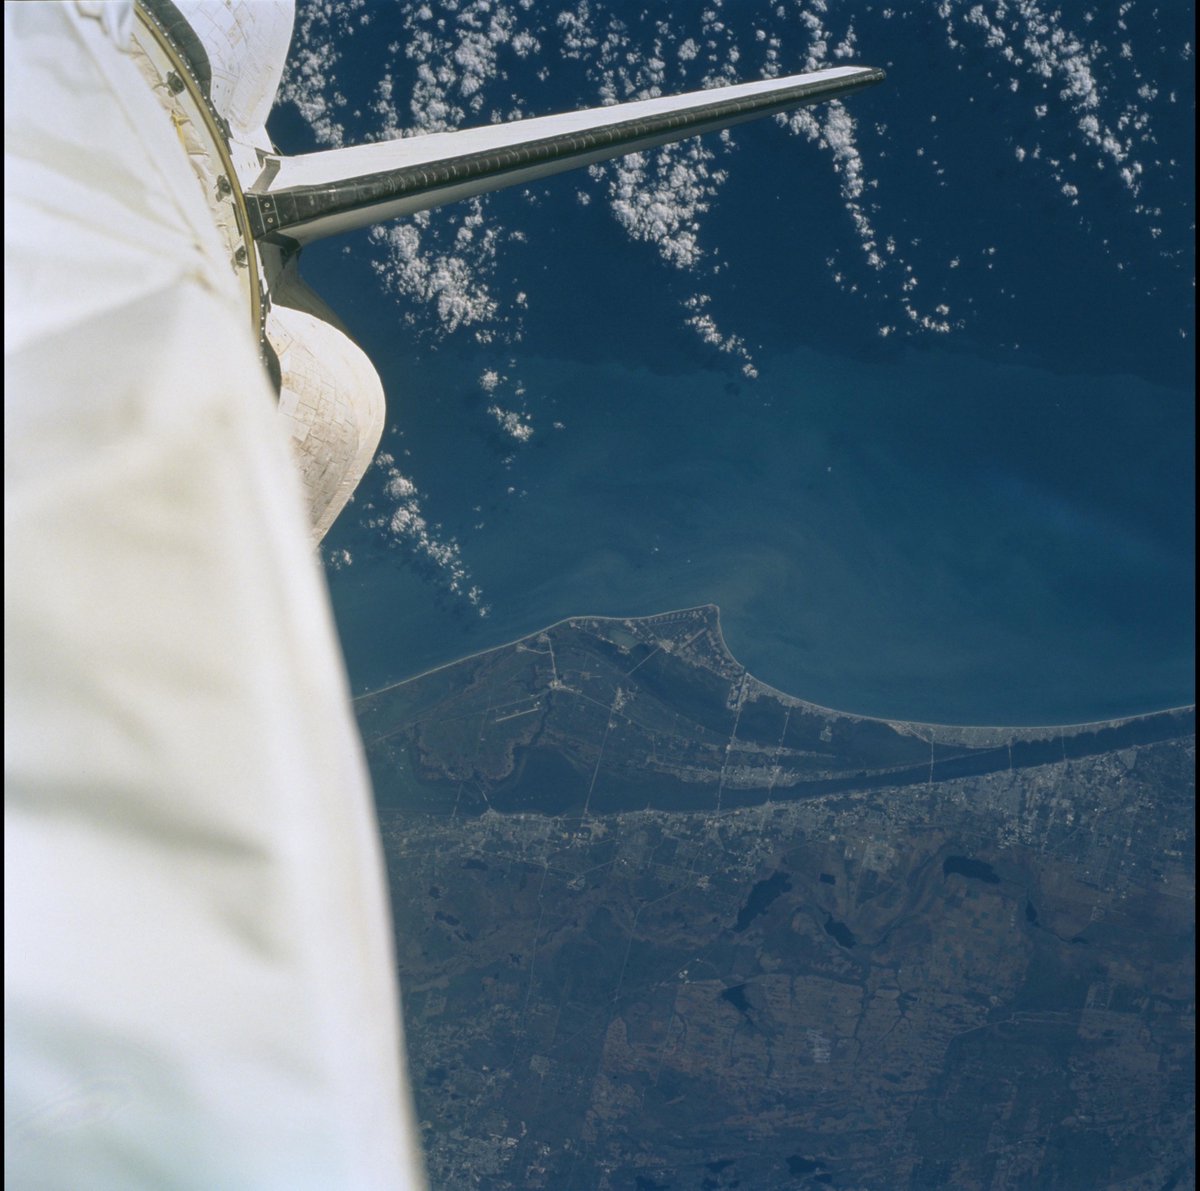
[132,0,883,540]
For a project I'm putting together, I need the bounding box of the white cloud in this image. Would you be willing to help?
[487,405,535,442]
[682,293,758,376]
[940,0,1155,196]
[277,0,372,146]
[368,200,502,338]
[600,140,722,272]
[368,454,489,615]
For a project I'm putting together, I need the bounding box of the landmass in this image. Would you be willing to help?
[356,606,1195,1190]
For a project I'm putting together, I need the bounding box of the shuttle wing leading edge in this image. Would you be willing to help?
[247,65,885,244]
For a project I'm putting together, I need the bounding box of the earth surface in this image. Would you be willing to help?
[268,2,1195,1187]
[358,608,1193,1189]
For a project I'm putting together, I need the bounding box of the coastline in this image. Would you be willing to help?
[353,602,1196,746]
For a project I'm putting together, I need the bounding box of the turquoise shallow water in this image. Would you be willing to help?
[325,343,1194,726]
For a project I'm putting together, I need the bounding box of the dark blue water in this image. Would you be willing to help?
[943,856,1002,884]
[734,873,792,933]
[323,337,1192,725]
[272,0,1195,727]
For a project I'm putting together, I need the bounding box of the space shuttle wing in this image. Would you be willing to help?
[247,64,884,244]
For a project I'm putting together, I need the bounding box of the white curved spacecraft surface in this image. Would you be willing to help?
[4,2,882,1187]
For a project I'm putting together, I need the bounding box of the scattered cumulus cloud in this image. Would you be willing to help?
[367,454,490,615]
[276,0,370,147]
[488,405,535,442]
[939,0,1158,199]
[276,0,1183,594]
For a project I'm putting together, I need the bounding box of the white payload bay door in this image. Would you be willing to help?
[4,3,424,1187]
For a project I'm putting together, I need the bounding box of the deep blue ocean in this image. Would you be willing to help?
[272,0,1194,726]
